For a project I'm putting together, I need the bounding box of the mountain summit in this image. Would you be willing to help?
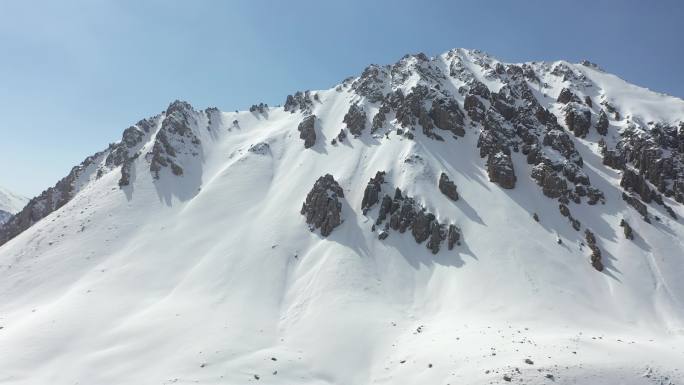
[1,48,683,384]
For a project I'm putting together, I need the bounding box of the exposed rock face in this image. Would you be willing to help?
[297,115,317,148]
[464,94,485,122]
[557,88,580,104]
[150,100,201,179]
[301,174,344,236]
[343,104,367,136]
[249,103,268,114]
[564,103,591,138]
[596,110,609,135]
[438,173,459,201]
[620,219,634,240]
[585,229,604,271]
[0,112,162,246]
[620,169,654,203]
[447,224,461,250]
[373,187,459,253]
[284,91,314,114]
[531,163,567,198]
[608,122,684,203]
[351,64,388,103]
[487,151,516,189]
[371,106,389,133]
[361,171,386,214]
[0,150,105,246]
[429,98,465,137]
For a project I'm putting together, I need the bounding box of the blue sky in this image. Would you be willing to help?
[1,0,683,196]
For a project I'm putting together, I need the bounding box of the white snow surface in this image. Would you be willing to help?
[1,50,684,384]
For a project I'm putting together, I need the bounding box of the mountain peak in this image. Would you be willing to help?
[1,48,684,384]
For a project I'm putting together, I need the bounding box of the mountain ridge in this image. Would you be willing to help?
[1,48,683,384]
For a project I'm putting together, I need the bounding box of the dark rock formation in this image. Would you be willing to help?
[150,101,200,179]
[297,115,317,148]
[343,104,367,136]
[557,88,580,104]
[531,164,567,198]
[426,221,445,254]
[620,219,634,240]
[373,187,458,252]
[361,171,386,214]
[438,173,459,201]
[487,151,516,189]
[249,103,268,114]
[564,104,591,138]
[371,106,389,133]
[284,91,313,114]
[429,98,465,137]
[301,174,344,236]
[620,169,654,203]
[596,110,609,135]
[337,129,347,143]
[351,64,387,103]
[447,224,461,250]
[585,229,603,271]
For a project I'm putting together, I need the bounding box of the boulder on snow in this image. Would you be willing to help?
[486,151,516,189]
[297,115,317,149]
[438,173,459,201]
[301,174,344,236]
[343,103,367,136]
[361,171,386,214]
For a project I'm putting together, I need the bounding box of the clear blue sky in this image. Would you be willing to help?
[1,0,683,197]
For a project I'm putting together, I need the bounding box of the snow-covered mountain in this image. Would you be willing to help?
[1,49,683,385]
[0,186,27,225]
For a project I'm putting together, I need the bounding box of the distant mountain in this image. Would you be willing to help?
[1,49,683,384]
[0,186,27,225]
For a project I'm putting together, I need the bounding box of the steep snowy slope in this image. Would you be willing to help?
[0,186,27,224]
[1,49,683,385]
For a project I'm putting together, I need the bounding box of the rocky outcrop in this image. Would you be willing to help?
[0,149,107,247]
[297,115,317,149]
[438,173,459,201]
[447,224,461,250]
[284,91,314,114]
[596,110,609,135]
[301,174,344,236]
[532,164,563,198]
[150,101,200,179]
[371,105,389,133]
[429,98,465,137]
[620,169,654,203]
[343,104,367,136]
[249,103,268,114]
[557,88,580,104]
[585,229,603,272]
[351,64,387,103]
[361,171,386,214]
[487,151,516,189]
[563,103,591,138]
[374,187,459,254]
[620,219,634,240]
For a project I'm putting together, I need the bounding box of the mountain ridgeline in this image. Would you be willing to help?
[2,49,682,270]
[1,48,684,384]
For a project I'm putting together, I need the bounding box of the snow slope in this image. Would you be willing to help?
[0,186,27,224]
[0,49,683,385]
